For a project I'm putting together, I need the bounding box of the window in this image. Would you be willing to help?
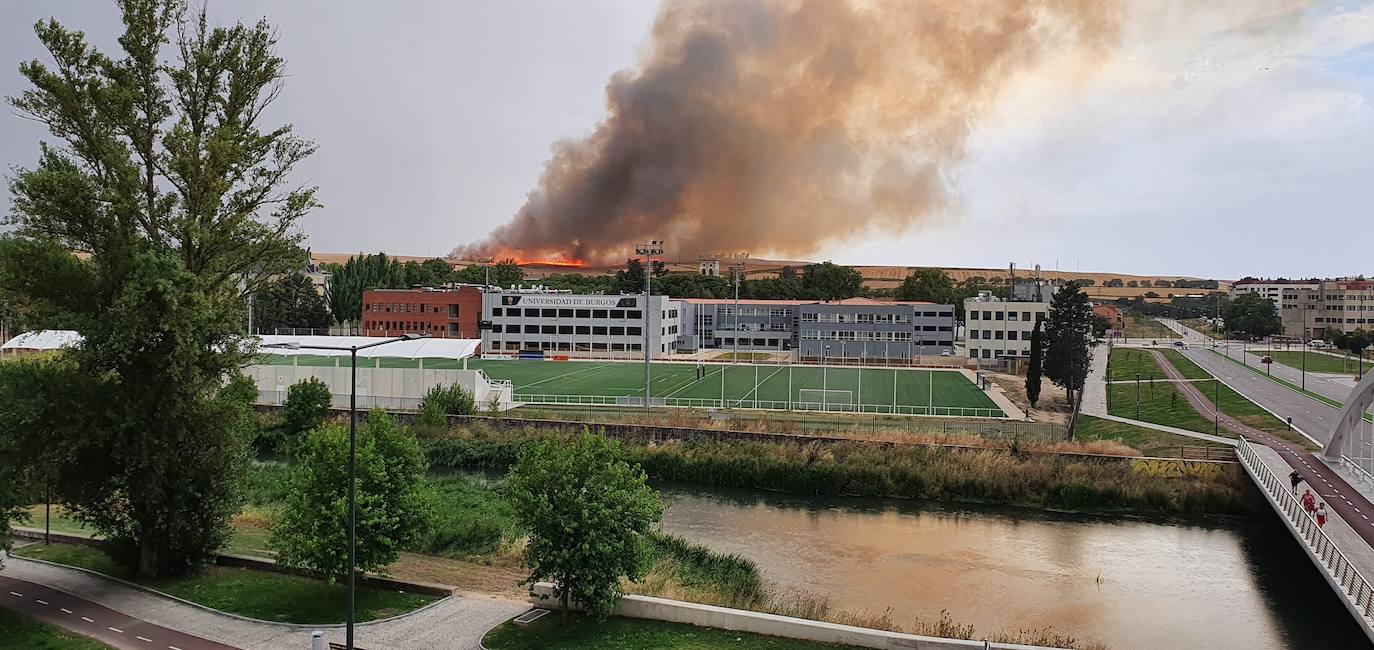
[1007,331,1018,340]
[971,330,981,339]
[994,331,1003,340]
[542,308,556,318]
[541,325,555,334]
[627,326,642,336]
[610,309,625,319]
[970,311,980,320]
[506,308,522,317]
[994,311,1004,321]
[524,325,538,334]
[1008,311,1019,321]
[593,326,608,335]
[593,309,608,319]
[575,325,590,335]
[558,325,573,335]
[610,326,626,336]
[627,310,642,320]
[1023,311,1032,321]
[448,305,459,318]
[491,307,502,317]
[938,311,953,318]
[558,308,573,318]
[490,324,502,333]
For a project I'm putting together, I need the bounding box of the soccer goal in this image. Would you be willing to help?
[797,388,854,408]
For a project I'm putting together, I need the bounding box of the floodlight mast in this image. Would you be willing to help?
[635,241,665,410]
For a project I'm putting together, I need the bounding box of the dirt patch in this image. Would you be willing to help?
[387,552,528,599]
[987,372,1071,423]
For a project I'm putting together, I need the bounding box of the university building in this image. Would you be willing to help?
[480,290,681,358]
[360,286,483,338]
[1280,279,1374,339]
[963,291,1050,367]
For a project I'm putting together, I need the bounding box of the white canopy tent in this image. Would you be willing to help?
[1,330,82,352]
[254,335,481,360]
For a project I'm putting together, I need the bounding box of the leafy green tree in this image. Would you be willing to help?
[283,377,333,440]
[1026,319,1044,408]
[895,268,955,304]
[2,0,313,576]
[1091,313,1112,338]
[323,253,406,323]
[742,276,805,300]
[539,273,617,294]
[505,431,663,620]
[403,258,456,287]
[653,273,731,298]
[251,273,330,333]
[1222,293,1280,339]
[1043,282,1096,409]
[615,258,647,294]
[270,411,431,579]
[801,261,864,300]
[1343,329,1370,357]
[416,383,477,427]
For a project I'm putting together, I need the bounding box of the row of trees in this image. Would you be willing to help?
[1025,283,1097,411]
[319,253,523,324]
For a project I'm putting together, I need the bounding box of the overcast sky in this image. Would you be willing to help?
[2,1,1372,280]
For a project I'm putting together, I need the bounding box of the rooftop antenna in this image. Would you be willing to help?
[1034,264,1043,302]
[1009,262,1016,301]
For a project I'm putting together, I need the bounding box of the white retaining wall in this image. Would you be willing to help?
[529,582,1062,650]
[245,364,512,411]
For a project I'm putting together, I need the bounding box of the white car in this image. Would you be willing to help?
[1308,340,1328,348]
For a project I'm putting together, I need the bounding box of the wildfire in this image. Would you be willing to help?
[510,257,588,268]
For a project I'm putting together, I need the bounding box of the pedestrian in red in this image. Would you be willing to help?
[1301,489,1316,514]
[1316,502,1328,528]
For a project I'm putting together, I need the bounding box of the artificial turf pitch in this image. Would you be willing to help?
[258,355,1001,415]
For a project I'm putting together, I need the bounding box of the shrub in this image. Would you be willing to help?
[282,377,332,442]
[416,383,477,428]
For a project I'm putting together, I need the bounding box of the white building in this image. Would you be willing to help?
[481,289,682,359]
[963,291,1050,367]
[1230,278,1320,308]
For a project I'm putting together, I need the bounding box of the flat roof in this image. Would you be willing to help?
[679,297,936,306]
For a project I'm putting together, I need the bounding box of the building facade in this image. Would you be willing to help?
[676,297,955,361]
[481,290,681,358]
[963,291,1051,366]
[1231,278,1320,307]
[1281,279,1374,339]
[361,286,483,338]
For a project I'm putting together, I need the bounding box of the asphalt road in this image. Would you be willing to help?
[1180,345,1340,445]
[0,575,239,650]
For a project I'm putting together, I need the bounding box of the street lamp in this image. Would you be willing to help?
[261,333,426,650]
[728,254,748,365]
[1214,374,1220,436]
[635,241,665,410]
[1134,371,1141,420]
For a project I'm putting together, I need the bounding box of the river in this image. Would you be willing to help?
[654,482,1369,650]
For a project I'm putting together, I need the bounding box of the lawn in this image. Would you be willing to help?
[708,352,776,362]
[1181,319,1223,339]
[14,543,437,624]
[0,607,112,650]
[483,614,858,650]
[1107,381,1221,436]
[1107,347,1168,381]
[1158,349,1211,380]
[1254,350,1368,375]
[1073,415,1229,458]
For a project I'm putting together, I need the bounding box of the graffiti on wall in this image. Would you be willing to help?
[1131,458,1225,480]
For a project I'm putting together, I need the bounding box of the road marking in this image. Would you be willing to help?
[137,636,153,643]
[108,627,123,634]
[35,599,48,605]
[170,646,185,650]
[81,616,94,623]
[60,608,72,614]
[8,591,22,597]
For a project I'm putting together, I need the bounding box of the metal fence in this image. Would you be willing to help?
[1236,437,1374,627]
[510,392,1004,418]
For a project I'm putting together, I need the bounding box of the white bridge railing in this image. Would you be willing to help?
[1236,437,1374,629]
[510,393,1003,418]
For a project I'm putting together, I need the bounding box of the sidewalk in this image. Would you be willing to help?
[0,556,526,650]
[1080,345,1109,417]
[1249,444,1374,582]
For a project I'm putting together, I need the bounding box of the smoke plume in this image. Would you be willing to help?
[456,0,1123,264]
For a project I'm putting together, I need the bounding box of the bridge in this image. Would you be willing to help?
[1147,319,1374,641]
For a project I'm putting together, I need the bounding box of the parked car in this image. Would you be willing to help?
[1173,341,1185,348]
[1308,340,1328,348]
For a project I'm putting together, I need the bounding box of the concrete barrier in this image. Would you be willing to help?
[529,582,1064,650]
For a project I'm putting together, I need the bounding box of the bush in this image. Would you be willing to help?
[282,377,332,442]
[415,475,523,557]
[416,383,477,427]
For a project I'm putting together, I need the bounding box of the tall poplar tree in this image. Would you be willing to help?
[1025,318,1044,408]
[2,0,316,576]
[1043,282,1095,409]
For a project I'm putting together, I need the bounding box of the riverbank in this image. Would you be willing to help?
[422,421,1255,517]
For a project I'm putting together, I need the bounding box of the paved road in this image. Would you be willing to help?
[1149,350,1374,550]
[1180,345,1339,446]
[1,574,238,650]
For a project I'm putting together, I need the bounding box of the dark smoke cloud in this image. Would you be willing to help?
[456,0,1123,264]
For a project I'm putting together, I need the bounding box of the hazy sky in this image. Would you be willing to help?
[2,1,1372,279]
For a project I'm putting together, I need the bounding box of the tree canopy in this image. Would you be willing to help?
[1043,282,1096,409]
[895,268,956,304]
[1223,293,1280,339]
[1,0,314,577]
[251,273,330,333]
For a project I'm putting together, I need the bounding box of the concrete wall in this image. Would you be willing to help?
[529,582,1061,650]
[245,365,512,411]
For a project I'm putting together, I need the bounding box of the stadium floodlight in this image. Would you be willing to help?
[634,241,666,410]
[728,253,749,365]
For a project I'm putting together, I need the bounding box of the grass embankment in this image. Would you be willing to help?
[1073,415,1229,458]
[422,423,1250,516]
[1181,319,1222,339]
[13,543,435,624]
[1255,350,1367,375]
[484,614,857,650]
[1107,347,1169,381]
[1121,315,1176,340]
[0,607,112,650]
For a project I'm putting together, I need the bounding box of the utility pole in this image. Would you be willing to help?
[1214,375,1220,436]
[636,241,665,410]
[1135,371,1141,420]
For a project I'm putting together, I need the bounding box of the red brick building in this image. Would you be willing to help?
[360,286,483,338]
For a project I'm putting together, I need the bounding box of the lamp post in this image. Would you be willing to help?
[729,254,748,365]
[1134,371,1141,420]
[1214,374,1220,436]
[635,241,665,410]
[262,333,426,650]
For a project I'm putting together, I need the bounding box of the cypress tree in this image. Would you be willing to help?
[1026,319,1044,408]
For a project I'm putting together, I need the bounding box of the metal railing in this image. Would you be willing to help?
[1236,437,1374,623]
[510,393,1004,418]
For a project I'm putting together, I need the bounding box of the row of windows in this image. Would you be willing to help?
[802,313,927,324]
[1315,318,1373,324]
[968,310,1042,321]
[365,302,460,317]
[492,307,652,320]
[970,329,1031,340]
[493,340,649,352]
[973,348,1027,359]
[716,307,793,317]
[716,322,790,332]
[491,324,645,336]
[802,331,918,341]
[362,320,461,335]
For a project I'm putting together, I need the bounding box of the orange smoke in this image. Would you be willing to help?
[513,258,588,268]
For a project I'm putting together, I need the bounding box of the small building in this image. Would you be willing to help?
[963,291,1050,368]
[360,285,484,339]
[1093,304,1124,331]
